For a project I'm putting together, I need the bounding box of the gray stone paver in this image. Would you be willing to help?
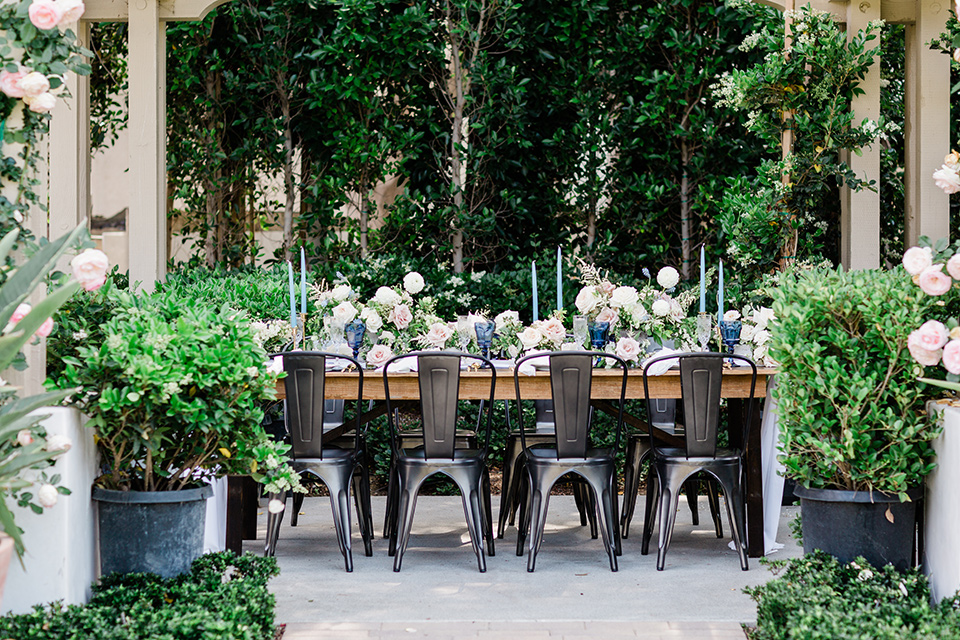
[282,621,747,639]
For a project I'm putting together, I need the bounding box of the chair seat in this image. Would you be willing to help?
[655,447,741,462]
[526,446,615,462]
[398,448,485,461]
[292,449,358,465]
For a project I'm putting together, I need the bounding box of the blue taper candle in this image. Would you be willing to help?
[718,260,724,322]
[287,261,297,328]
[556,246,562,312]
[699,246,706,313]
[532,261,539,322]
[300,247,307,314]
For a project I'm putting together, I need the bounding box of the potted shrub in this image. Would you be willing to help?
[770,267,939,571]
[49,287,303,578]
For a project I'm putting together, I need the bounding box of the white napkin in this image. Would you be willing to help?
[641,348,681,376]
[383,357,419,373]
[517,352,550,376]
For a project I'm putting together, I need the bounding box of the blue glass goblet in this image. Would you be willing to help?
[344,319,366,361]
[718,320,742,357]
[587,321,610,366]
[474,320,496,360]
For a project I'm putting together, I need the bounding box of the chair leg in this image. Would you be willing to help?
[574,481,599,539]
[383,458,398,539]
[525,465,564,573]
[291,491,304,527]
[712,466,749,571]
[481,467,495,556]
[706,478,723,539]
[684,479,699,526]
[497,436,523,537]
[515,469,531,557]
[656,465,689,571]
[326,465,356,573]
[580,468,619,572]
[573,480,588,527]
[450,467,487,573]
[352,461,374,557]
[641,471,659,556]
[264,490,287,557]
[393,466,431,572]
[621,438,647,539]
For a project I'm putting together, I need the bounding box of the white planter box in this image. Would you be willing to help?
[924,402,960,601]
[3,407,97,614]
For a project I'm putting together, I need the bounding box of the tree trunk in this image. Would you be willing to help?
[280,81,295,264]
[680,138,692,280]
[446,0,467,273]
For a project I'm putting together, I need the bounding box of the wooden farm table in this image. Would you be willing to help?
[229,366,775,558]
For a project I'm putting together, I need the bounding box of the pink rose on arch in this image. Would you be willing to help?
[365,344,393,368]
[902,246,933,276]
[388,304,412,330]
[28,0,63,30]
[19,72,49,98]
[35,316,54,338]
[908,340,942,367]
[70,248,109,291]
[59,0,85,23]
[943,340,960,375]
[947,254,960,281]
[934,166,960,194]
[24,92,56,114]
[9,303,30,327]
[0,71,25,98]
[911,320,949,351]
[595,306,619,328]
[918,265,953,296]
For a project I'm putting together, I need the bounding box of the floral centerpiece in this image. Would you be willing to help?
[719,307,777,366]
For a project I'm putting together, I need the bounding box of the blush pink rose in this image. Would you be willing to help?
[595,306,619,328]
[908,341,942,367]
[365,344,393,368]
[28,0,63,31]
[943,340,960,375]
[911,320,949,351]
[388,304,412,330]
[59,0,84,23]
[0,71,25,98]
[18,72,49,98]
[540,318,566,344]
[918,265,953,296]
[70,249,110,291]
[615,337,641,362]
[35,316,54,338]
[934,166,960,194]
[9,303,30,326]
[947,254,960,281]
[902,246,933,276]
[24,91,56,113]
[423,322,453,348]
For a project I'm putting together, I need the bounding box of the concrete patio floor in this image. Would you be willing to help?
[244,495,801,639]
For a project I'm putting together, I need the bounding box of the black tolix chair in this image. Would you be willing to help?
[383,351,497,572]
[263,351,374,572]
[640,351,756,571]
[512,350,628,572]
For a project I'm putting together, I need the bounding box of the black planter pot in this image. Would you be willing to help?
[93,485,213,578]
[794,485,921,572]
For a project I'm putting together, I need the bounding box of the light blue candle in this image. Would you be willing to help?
[556,246,562,312]
[532,261,539,322]
[287,261,297,328]
[699,246,706,314]
[717,260,724,322]
[300,247,307,314]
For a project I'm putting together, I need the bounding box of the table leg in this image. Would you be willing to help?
[730,398,764,558]
[226,475,244,553]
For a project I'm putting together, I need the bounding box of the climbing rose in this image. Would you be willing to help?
[71,249,109,291]
[0,71,25,98]
[28,0,63,30]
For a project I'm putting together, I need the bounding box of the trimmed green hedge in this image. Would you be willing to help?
[0,552,279,640]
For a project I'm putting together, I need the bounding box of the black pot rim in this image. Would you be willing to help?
[793,485,923,503]
[92,485,214,504]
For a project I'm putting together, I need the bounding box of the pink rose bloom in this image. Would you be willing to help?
[8,303,30,330]
[598,281,616,297]
[19,72,49,98]
[911,320,949,351]
[35,316,54,338]
[28,0,63,30]
[59,0,84,23]
[919,265,953,296]
[423,322,453,348]
[595,306,619,328]
[902,246,933,276]
[24,91,56,113]
[943,340,960,375]
[388,304,412,330]
[540,318,566,344]
[615,337,641,362]
[948,254,960,281]
[518,326,543,350]
[365,344,393,368]
[933,165,960,194]
[0,70,25,98]
[908,341,942,367]
[15,429,32,446]
[70,248,110,291]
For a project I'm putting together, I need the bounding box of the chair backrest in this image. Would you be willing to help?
[383,351,497,460]
[281,351,364,460]
[642,351,757,458]
[514,351,629,458]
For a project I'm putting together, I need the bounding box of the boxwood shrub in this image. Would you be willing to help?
[0,552,279,640]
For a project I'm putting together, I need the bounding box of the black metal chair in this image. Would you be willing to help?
[383,351,497,572]
[512,350,628,572]
[264,352,374,572]
[640,351,757,571]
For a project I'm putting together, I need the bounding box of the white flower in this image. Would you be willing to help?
[374,286,401,307]
[656,266,680,290]
[615,337,642,362]
[423,322,454,348]
[15,429,33,446]
[518,326,543,350]
[245,366,260,378]
[495,310,520,327]
[752,307,775,329]
[575,286,601,314]
[331,284,352,301]
[626,302,647,326]
[332,301,358,323]
[933,165,960,194]
[45,434,72,458]
[360,307,383,332]
[379,330,396,344]
[267,356,283,375]
[24,91,56,113]
[723,310,741,322]
[37,484,58,508]
[610,286,639,309]
[651,300,671,317]
[902,246,933,276]
[267,499,285,514]
[70,248,109,291]
[403,272,425,294]
[753,329,771,345]
[366,344,393,367]
[18,71,49,98]
[59,0,84,22]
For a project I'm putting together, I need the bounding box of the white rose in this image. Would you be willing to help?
[752,307,775,329]
[331,284,352,301]
[466,313,487,327]
[741,324,756,343]
[59,0,84,22]
[610,286,639,308]
[615,337,641,362]
[403,272,425,294]
[651,300,670,317]
[507,344,520,359]
[24,90,56,113]
[19,71,49,98]
[332,301,358,323]
[360,307,383,332]
[626,302,647,326]
[495,310,520,327]
[366,344,394,367]
[374,286,401,307]
[37,483,58,508]
[753,329,771,345]
[379,330,396,344]
[540,318,566,344]
[423,322,454,348]
[902,246,934,276]
[934,166,960,194]
[518,326,543,350]
[70,248,109,291]
[16,429,33,446]
[45,434,72,458]
[657,266,680,290]
[575,286,600,314]
[669,299,685,321]
[388,304,413,330]
[267,356,283,375]
[723,309,741,322]
[267,499,285,514]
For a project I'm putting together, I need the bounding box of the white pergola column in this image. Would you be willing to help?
[840,0,882,270]
[905,0,951,247]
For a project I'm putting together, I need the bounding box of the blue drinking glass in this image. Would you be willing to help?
[718,320,742,355]
[587,321,610,366]
[474,320,496,360]
[344,319,366,360]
